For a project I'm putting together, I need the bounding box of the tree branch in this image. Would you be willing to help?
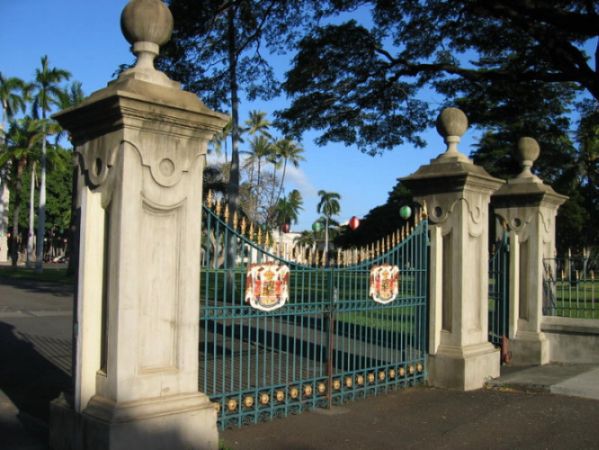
[473,0,599,37]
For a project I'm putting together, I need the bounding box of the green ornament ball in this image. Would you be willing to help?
[399,205,412,220]
[312,221,323,232]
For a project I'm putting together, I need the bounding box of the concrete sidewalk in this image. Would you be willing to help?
[219,364,599,450]
[487,363,599,400]
[1,276,598,449]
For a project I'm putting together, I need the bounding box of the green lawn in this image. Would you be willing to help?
[550,280,599,319]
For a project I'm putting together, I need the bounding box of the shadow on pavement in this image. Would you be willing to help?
[0,321,71,438]
[0,276,74,297]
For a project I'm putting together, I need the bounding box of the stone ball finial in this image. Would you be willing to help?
[436,107,468,139]
[121,0,173,47]
[435,107,470,161]
[120,0,173,76]
[518,137,540,164]
[516,137,542,182]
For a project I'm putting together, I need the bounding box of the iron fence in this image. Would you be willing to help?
[543,257,598,319]
[199,198,429,429]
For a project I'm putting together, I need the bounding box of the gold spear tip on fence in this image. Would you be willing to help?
[224,204,230,222]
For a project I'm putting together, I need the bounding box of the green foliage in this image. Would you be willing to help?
[336,181,415,248]
[31,55,71,120]
[276,1,598,155]
[161,0,322,208]
[0,73,28,128]
[6,145,72,233]
[316,190,341,219]
[161,0,320,109]
[1,58,77,265]
[45,147,72,232]
[273,189,303,226]
[277,20,430,155]
[274,1,596,253]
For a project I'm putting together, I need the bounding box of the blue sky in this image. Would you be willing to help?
[1,1,494,231]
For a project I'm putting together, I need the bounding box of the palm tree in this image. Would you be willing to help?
[316,190,341,263]
[295,230,316,247]
[0,73,28,262]
[31,55,70,270]
[274,138,304,200]
[0,118,44,266]
[0,73,28,136]
[274,189,303,228]
[210,118,233,165]
[247,135,273,191]
[245,110,271,139]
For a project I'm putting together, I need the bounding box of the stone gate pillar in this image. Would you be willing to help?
[492,138,567,365]
[50,1,228,449]
[403,108,503,390]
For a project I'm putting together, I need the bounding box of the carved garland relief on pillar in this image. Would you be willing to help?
[77,135,121,208]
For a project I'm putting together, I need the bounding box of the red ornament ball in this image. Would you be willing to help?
[349,216,360,231]
[281,223,291,233]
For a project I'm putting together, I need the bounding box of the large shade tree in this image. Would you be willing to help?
[160,0,322,211]
[275,0,597,255]
[277,1,599,155]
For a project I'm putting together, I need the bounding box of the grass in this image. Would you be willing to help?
[547,280,599,319]
[0,266,75,284]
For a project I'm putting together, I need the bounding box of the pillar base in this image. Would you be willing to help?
[510,331,550,366]
[50,394,82,450]
[50,393,218,450]
[429,342,500,390]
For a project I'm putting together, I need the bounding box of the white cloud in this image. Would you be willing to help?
[285,165,318,198]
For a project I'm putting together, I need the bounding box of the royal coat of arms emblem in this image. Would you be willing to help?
[244,263,290,311]
[369,264,400,304]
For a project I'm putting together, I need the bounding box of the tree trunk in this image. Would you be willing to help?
[35,120,47,271]
[26,162,36,266]
[277,159,288,200]
[10,158,26,267]
[324,216,329,265]
[227,7,240,212]
[225,6,239,289]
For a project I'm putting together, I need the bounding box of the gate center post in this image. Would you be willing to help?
[403,108,504,390]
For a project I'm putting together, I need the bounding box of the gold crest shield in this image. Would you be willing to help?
[369,264,400,304]
[244,263,290,311]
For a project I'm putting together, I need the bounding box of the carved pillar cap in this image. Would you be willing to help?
[435,107,471,163]
[516,137,542,183]
[119,0,177,88]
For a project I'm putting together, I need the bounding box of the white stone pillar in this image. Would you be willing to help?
[50,1,228,449]
[403,108,503,390]
[492,138,567,365]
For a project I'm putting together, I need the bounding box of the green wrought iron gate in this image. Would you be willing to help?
[200,198,429,429]
[488,232,510,346]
